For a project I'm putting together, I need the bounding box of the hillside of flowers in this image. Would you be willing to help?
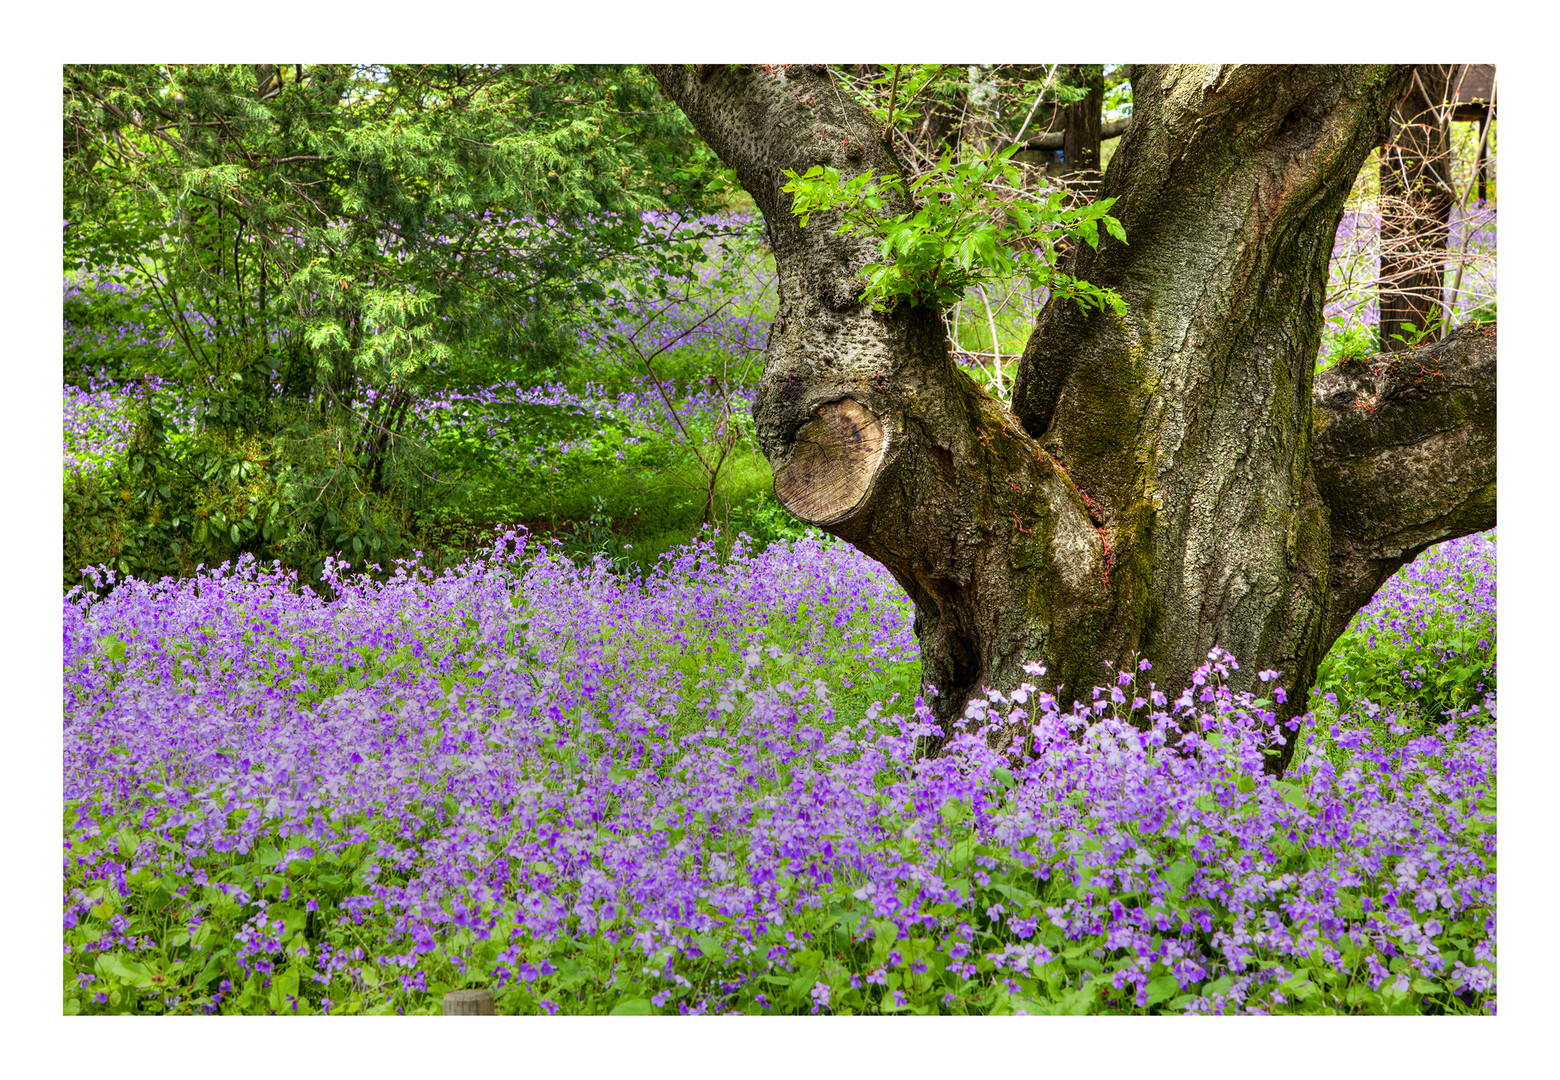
[63,528,1496,1016]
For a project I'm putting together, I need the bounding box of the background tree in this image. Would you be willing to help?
[1060,64,1105,179]
[63,63,730,584]
[651,63,1496,773]
[1378,64,1457,350]
[1017,65,1131,178]
[1377,63,1496,350]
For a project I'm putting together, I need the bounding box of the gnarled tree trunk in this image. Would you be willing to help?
[651,64,1496,774]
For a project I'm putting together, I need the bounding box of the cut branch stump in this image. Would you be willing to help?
[442,989,495,1015]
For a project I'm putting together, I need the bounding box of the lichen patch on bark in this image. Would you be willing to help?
[1042,473,1103,591]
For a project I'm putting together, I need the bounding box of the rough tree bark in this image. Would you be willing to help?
[650,64,1496,774]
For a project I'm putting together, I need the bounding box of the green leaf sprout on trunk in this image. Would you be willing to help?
[781,144,1126,316]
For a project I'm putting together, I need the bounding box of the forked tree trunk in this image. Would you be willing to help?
[651,64,1497,774]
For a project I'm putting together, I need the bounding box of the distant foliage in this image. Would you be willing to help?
[1321,179,1497,365]
[62,64,740,587]
[63,275,178,385]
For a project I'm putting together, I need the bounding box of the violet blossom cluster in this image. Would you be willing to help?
[64,274,214,363]
[63,382,139,477]
[63,372,201,479]
[64,529,1495,1015]
[1316,531,1496,731]
[1352,531,1496,646]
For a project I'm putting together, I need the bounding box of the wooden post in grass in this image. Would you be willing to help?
[443,988,495,1015]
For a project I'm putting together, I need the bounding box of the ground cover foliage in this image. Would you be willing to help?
[63,529,1495,1015]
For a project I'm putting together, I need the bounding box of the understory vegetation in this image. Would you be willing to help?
[62,213,791,586]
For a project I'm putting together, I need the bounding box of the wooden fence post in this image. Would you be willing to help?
[443,988,495,1015]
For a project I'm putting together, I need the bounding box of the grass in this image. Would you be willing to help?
[425,433,780,571]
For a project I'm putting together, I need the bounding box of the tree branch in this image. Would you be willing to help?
[1312,322,1496,651]
[260,154,334,167]
[1021,115,1129,151]
[646,64,915,465]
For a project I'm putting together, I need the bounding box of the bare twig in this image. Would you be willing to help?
[1008,65,1060,148]
[883,65,902,133]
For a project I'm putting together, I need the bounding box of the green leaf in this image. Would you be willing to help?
[694,934,726,963]
[97,953,154,988]
[1164,860,1196,890]
[609,997,654,1015]
[1040,978,1102,1015]
[1276,783,1312,810]
[269,965,301,1012]
[116,827,141,858]
[1145,975,1181,1007]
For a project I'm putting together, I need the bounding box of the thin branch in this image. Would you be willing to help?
[627,293,744,476]
[1442,72,1497,335]
[975,283,1004,399]
[261,154,334,167]
[1008,65,1060,148]
[883,65,902,133]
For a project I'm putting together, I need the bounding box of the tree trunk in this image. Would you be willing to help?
[1060,64,1104,179]
[651,64,1497,774]
[1379,65,1457,351]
